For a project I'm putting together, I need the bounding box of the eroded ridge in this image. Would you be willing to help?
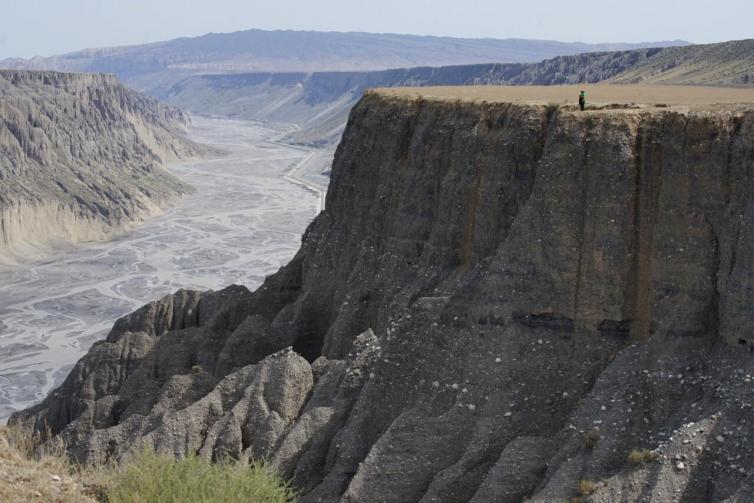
[13,90,754,502]
[0,70,204,262]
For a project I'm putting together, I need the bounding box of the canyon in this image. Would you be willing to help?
[0,116,326,421]
[12,86,754,502]
[0,70,202,263]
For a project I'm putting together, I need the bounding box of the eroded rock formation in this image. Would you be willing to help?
[0,70,202,261]
[13,91,754,502]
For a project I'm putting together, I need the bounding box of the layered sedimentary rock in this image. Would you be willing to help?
[13,90,754,502]
[0,70,201,261]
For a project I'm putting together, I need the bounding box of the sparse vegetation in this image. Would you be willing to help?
[108,450,296,503]
[0,426,295,503]
[627,448,659,465]
[577,479,599,496]
[582,429,600,449]
[191,364,203,374]
[0,425,95,502]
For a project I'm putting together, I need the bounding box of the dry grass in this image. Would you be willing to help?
[373,84,754,110]
[627,448,659,465]
[0,425,96,502]
[578,479,599,496]
[0,425,295,503]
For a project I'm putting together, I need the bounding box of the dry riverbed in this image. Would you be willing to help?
[0,117,332,421]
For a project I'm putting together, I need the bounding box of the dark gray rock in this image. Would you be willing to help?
[13,92,754,502]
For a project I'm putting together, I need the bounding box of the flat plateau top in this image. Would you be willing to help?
[372,85,754,112]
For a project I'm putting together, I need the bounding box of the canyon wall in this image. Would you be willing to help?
[0,70,203,262]
[160,39,754,147]
[13,92,754,502]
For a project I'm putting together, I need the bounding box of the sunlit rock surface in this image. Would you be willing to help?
[13,89,754,502]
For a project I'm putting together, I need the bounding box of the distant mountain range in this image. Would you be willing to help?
[0,28,686,80]
[9,30,751,150]
[158,39,754,145]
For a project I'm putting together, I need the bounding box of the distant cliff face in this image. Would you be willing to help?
[13,92,754,502]
[160,39,754,147]
[0,70,202,261]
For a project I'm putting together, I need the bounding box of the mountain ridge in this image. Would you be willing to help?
[13,88,754,502]
[0,69,204,262]
[0,28,688,76]
[158,38,754,146]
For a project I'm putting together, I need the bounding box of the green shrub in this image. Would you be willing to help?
[107,449,296,503]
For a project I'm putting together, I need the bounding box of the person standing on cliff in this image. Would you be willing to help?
[579,90,586,111]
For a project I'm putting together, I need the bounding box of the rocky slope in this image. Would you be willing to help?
[0,70,202,262]
[13,89,754,502]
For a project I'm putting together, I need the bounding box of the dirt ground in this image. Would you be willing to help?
[373,84,754,111]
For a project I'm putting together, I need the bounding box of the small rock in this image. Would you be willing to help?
[504,411,513,417]
[716,435,725,443]
[51,474,62,482]
[676,461,685,470]
[431,381,440,389]
[495,357,502,363]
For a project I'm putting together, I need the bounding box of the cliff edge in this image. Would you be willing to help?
[0,70,203,262]
[12,87,754,502]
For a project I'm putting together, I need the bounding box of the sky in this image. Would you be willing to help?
[1,0,752,59]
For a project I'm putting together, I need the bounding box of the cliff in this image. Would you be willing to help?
[161,39,754,147]
[13,87,754,502]
[0,70,203,262]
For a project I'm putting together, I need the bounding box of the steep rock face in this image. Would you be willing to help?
[0,70,202,261]
[13,92,754,502]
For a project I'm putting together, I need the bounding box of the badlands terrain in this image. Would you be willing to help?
[0,117,328,420]
[0,70,201,263]
[12,85,754,502]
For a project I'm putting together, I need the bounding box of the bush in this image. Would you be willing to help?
[107,449,296,503]
[578,479,598,496]
[627,448,658,465]
[582,430,599,449]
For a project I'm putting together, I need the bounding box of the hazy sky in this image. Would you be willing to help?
[1,0,751,59]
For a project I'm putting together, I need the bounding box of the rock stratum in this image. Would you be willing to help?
[0,70,202,262]
[13,87,754,502]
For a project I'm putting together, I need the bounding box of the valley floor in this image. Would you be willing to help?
[0,117,331,421]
